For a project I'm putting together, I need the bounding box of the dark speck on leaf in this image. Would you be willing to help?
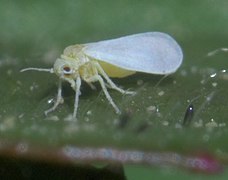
[135,122,150,134]
[117,110,132,129]
[183,104,194,126]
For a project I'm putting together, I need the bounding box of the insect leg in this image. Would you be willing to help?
[45,79,64,116]
[94,62,135,95]
[73,77,82,118]
[88,75,121,114]
[87,82,97,90]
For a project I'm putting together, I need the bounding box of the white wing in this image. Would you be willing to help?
[83,32,183,74]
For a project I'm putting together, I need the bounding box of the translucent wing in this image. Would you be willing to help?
[83,32,183,74]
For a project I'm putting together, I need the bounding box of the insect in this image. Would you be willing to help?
[21,32,183,119]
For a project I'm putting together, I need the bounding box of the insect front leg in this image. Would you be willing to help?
[45,79,64,116]
[86,75,121,114]
[73,76,82,119]
[94,62,136,95]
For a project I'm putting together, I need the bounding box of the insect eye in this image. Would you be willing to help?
[63,66,72,74]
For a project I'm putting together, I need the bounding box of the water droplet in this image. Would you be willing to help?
[146,105,156,113]
[210,73,217,78]
[211,82,217,87]
[48,98,54,104]
[158,90,165,96]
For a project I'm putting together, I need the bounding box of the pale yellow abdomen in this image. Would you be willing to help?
[98,61,135,78]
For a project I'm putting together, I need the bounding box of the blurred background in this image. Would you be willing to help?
[1,0,227,59]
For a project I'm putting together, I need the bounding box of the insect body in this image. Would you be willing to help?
[21,32,183,119]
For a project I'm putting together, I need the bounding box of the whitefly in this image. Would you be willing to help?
[21,32,183,119]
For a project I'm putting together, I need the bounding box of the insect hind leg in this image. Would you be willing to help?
[88,75,121,114]
[95,62,136,95]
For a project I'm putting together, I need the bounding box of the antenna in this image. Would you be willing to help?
[20,67,54,73]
